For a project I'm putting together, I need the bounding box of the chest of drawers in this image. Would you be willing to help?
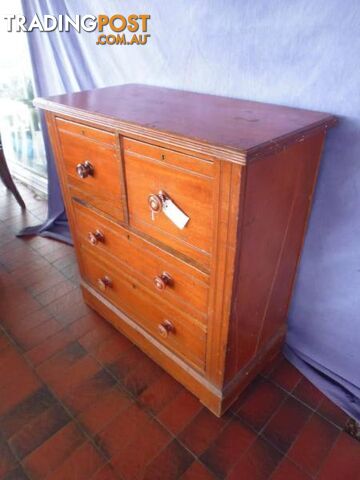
[35,84,336,415]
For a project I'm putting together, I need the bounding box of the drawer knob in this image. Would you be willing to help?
[148,193,164,213]
[158,320,174,338]
[88,230,105,246]
[153,272,172,291]
[76,161,94,179]
[97,276,112,292]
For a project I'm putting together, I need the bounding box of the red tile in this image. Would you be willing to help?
[49,354,101,397]
[45,288,90,325]
[269,359,302,392]
[233,377,286,431]
[200,416,256,478]
[50,441,105,480]
[270,458,311,480]
[0,347,30,388]
[143,439,194,480]
[6,308,53,339]
[179,408,230,457]
[292,377,325,410]
[91,463,120,480]
[14,318,63,351]
[288,413,340,476]
[22,422,85,479]
[2,465,29,479]
[26,313,103,367]
[317,432,360,480]
[122,355,163,397]
[262,396,312,453]
[0,386,56,439]
[0,439,17,478]
[52,252,76,271]
[8,403,70,459]
[35,279,76,306]
[1,295,42,329]
[180,461,217,480]
[317,397,348,428]
[66,312,106,341]
[45,245,73,264]
[107,345,146,382]
[90,334,133,365]
[78,387,133,436]
[8,259,50,285]
[228,436,282,480]
[61,262,80,283]
[110,415,170,479]
[79,320,116,353]
[62,368,116,415]
[36,342,87,385]
[157,389,202,435]
[138,371,182,414]
[96,403,153,459]
[27,268,66,297]
[0,370,40,416]
[26,329,74,367]
[0,332,9,352]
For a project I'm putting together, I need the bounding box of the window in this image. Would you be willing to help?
[0,0,47,194]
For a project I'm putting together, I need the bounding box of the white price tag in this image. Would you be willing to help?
[162,198,190,230]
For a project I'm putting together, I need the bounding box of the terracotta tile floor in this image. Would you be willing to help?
[0,182,359,480]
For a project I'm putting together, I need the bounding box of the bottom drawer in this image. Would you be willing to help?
[80,247,206,370]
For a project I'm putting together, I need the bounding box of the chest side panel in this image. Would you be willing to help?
[224,132,326,386]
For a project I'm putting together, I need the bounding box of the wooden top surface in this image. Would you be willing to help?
[35,84,336,161]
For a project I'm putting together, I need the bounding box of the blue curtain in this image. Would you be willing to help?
[18,0,97,243]
[20,0,360,421]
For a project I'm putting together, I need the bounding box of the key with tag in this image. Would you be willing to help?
[162,197,190,230]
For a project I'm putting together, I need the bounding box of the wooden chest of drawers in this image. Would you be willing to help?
[35,84,336,415]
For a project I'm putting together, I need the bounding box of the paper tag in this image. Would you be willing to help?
[162,198,190,230]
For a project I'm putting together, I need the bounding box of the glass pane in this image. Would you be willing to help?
[0,0,47,180]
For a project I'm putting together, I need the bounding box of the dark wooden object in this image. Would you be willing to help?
[0,134,26,209]
[34,84,336,415]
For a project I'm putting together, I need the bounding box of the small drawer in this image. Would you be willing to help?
[80,248,206,370]
[123,138,216,268]
[56,118,126,221]
[73,201,209,322]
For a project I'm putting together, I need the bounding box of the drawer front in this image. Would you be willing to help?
[56,118,125,221]
[73,201,209,321]
[80,248,206,370]
[123,138,216,268]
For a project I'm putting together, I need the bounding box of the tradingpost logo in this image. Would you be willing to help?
[2,14,151,46]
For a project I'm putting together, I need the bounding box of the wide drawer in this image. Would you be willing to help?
[80,248,206,370]
[123,138,216,269]
[56,118,126,221]
[73,201,209,321]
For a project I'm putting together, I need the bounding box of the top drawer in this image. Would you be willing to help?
[123,138,216,269]
[56,118,126,222]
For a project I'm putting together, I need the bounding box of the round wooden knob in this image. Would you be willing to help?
[97,276,112,292]
[158,320,174,338]
[76,161,94,178]
[88,230,104,246]
[148,193,164,213]
[153,272,172,291]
